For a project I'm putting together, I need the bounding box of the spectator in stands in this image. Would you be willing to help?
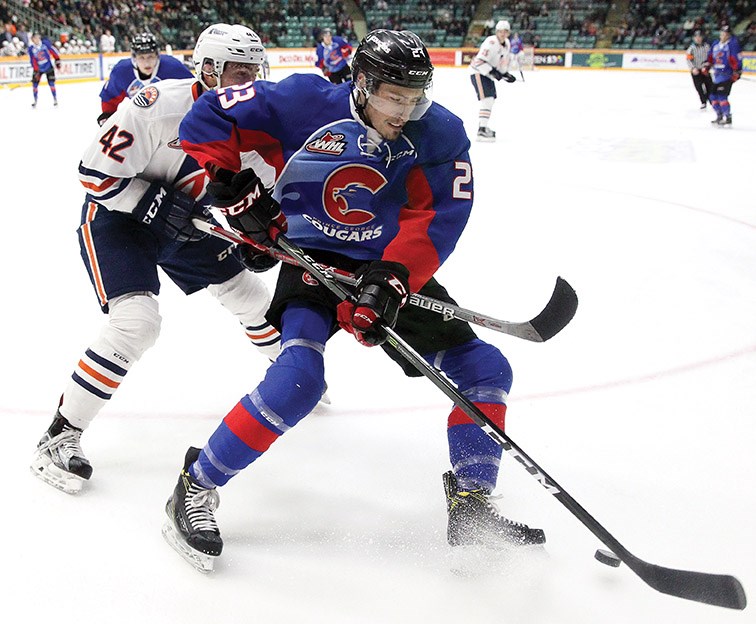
[100,28,115,52]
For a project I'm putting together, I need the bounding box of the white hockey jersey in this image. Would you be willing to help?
[79,78,273,214]
[470,35,511,77]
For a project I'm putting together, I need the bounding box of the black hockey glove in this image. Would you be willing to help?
[233,244,279,273]
[502,72,516,83]
[488,69,504,80]
[96,111,113,126]
[206,169,287,247]
[336,260,410,347]
[132,182,209,242]
[55,60,61,70]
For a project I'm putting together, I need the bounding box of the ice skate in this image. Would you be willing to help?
[476,127,496,142]
[699,102,707,110]
[711,114,723,125]
[163,447,223,573]
[443,471,545,548]
[30,411,92,494]
[719,114,732,127]
[31,101,37,109]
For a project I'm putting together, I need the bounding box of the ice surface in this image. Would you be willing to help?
[2,66,754,623]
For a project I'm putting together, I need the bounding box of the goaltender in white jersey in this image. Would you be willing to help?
[31,23,281,496]
[469,20,516,142]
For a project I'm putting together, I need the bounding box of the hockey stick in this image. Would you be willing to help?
[273,231,747,611]
[192,217,577,342]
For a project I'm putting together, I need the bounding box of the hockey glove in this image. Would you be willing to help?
[132,182,209,242]
[207,169,287,247]
[336,260,410,347]
[488,69,504,80]
[96,111,113,126]
[502,72,516,83]
[732,71,741,82]
[233,244,279,273]
[55,60,61,70]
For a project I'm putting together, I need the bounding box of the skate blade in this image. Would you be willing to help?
[30,454,84,494]
[161,521,217,573]
[476,137,496,143]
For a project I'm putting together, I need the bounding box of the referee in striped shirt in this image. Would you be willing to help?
[686,30,712,109]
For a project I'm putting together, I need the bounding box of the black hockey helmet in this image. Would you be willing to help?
[351,29,433,90]
[131,32,159,56]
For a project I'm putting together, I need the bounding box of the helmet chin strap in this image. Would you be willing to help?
[351,83,372,126]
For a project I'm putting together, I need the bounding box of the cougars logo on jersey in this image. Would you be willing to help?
[323,164,386,226]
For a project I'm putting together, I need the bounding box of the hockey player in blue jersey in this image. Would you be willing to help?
[706,24,742,126]
[28,32,60,108]
[97,32,192,125]
[315,27,353,84]
[163,29,545,572]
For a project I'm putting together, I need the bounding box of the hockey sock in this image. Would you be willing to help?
[710,96,721,114]
[59,294,160,429]
[478,96,494,129]
[32,84,39,101]
[206,271,281,361]
[448,403,506,492]
[50,82,57,100]
[190,303,330,488]
[436,339,512,492]
[720,98,730,115]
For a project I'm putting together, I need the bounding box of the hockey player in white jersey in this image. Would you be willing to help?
[31,23,281,495]
[469,20,516,142]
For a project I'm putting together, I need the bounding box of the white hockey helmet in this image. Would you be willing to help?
[192,23,266,89]
[496,20,511,32]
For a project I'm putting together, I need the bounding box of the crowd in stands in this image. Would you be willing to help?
[490,0,609,49]
[1,0,357,54]
[612,0,754,50]
[359,0,473,47]
[2,0,754,56]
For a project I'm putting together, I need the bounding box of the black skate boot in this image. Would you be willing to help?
[30,410,93,494]
[711,114,723,125]
[162,447,223,573]
[443,471,545,547]
[719,114,732,127]
[476,127,496,142]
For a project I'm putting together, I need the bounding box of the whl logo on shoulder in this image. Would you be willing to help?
[306,131,347,156]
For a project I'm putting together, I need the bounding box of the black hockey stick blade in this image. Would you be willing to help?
[625,555,747,610]
[528,277,579,341]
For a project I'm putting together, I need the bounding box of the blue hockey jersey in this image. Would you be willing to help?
[708,37,742,84]
[99,54,192,115]
[316,36,352,74]
[29,38,60,73]
[179,74,474,292]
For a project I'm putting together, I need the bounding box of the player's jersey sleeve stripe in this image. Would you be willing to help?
[382,166,440,291]
[237,129,285,178]
[101,92,126,114]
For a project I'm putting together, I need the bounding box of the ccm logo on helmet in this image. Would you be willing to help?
[408,70,430,75]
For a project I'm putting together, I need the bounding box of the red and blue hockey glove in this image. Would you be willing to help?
[337,260,410,346]
[132,182,209,242]
[207,169,287,247]
[732,71,741,82]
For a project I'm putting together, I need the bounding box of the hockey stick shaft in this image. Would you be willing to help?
[274,231,746,611]
[192,218,577,341]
